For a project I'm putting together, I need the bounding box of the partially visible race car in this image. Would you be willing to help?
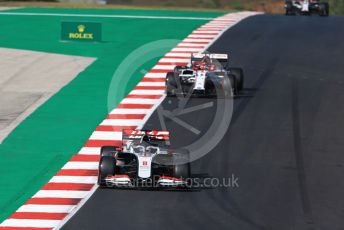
[98,130,191,188]
[285,0,329,16]
[165,53,244,97]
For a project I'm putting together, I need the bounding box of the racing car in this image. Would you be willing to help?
[98,130,191,188]
[285,0,329,16]
[165,53,244,97]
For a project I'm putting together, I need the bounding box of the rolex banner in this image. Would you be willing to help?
[61,22,102,42]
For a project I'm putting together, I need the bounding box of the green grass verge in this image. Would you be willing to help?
[0,1,229,12]
[0,7,224,222]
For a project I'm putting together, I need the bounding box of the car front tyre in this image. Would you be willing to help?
[98,156,116,187]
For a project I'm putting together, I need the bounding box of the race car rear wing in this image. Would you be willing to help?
[191,53,228,60]
[122,130,170,148]
[191,53,229,66]
[122,130,170,143]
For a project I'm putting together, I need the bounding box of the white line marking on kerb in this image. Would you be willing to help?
[0,12,214,20]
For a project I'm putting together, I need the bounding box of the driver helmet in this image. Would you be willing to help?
[201,55,211,64]
[142,134,151,143]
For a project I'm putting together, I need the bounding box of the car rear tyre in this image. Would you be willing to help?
[319,3,329,16]
[174,163,191,180]
[228,68,244,91]
[285,1,294,15]
[223,74,237,97]
[166,72,177,97]
[173,149,191,179]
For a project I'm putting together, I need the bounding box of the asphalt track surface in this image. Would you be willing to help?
[63,15,344,230]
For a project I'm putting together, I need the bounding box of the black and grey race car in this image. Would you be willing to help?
[165,53,244,97]
[98,130,191,188]
[285,0,329,16]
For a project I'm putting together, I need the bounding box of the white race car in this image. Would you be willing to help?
[165,53,244,97]
[285,0,329,16]
[98,130,191,188]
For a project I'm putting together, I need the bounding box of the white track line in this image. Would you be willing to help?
[144,73,167,78]
[1,219,61,228]
[159,58,189,63]
[89,131,122,140]
[100,119,144,126]
[137,82,165,87]
[0,12,213,20]
[152,65,175,70]
[164,52,192,57]
[62,162,98,170]
[79,147,101,155]
[130,89,165,95]
[171,47,204,52]
[187,34,215,38]
[17,204,75,213]
[194,29,221,32]
[109,108,151,114]
[177,43,206,47]
[121,98,161,104]
[33,190,90,199]
[183,38,213,43]
[50,176,98,184]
